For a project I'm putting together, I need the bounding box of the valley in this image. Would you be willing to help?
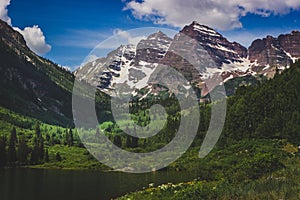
[0,18,300,200]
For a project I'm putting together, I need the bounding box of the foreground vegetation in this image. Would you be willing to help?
[118,159,300,199]
[117,139,300,199]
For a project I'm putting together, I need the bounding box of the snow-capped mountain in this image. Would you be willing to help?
[180,21,248,66]
[76,31,173,93]
[76,21,300,97]
[161,21,252,87]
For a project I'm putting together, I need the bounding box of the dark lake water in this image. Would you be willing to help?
[0,168,197,200]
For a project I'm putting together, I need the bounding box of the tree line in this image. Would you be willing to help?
[0,122,76,168]
[222,60,300,144]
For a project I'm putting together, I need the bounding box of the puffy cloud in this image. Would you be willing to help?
[0,0,11,25]
[114,29,146,45]
[123,0,300,30]
[0,0,51,55]
[14,26,51,54]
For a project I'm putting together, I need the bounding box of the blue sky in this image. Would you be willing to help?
[2,0,300,70]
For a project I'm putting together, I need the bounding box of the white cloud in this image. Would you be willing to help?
[14,26,51,55]
[124,0,300,30]
[0,0,51,55]
[0,0,11,25]
[114,29,146,45]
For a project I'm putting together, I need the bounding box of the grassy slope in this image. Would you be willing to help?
[0,106,108,170]
[117,141,300,200]
[31,145,108,171]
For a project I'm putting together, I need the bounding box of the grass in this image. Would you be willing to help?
[0,106,108,170]
[116,140,300,199]
[31,145,109,171]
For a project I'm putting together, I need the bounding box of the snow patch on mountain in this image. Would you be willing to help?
[193,24,220,37]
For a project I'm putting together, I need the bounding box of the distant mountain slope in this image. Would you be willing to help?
[75,31,173,92]
[0,20,74,126]
[77,21,300,98]
[249,31,300,76]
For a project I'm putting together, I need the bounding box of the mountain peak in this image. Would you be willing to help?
[0,19,29,52]
[156,30,165,35]
[191,21,210,28]
[186,21,220,37]
[291,30,300,35]
[135,30,172,64]
[146,30,171,41]
[177,21,247,66]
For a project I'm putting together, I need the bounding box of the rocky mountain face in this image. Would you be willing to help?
[180,22,247,67]
[248,31,300,77]
[76,31,173,93]
[161,22,251,93]
[135,31,172,63]
[0,20,74,126]
[249,36,292,70]
[249,31,300,67]
[77,21,300,98]
[278,31,300,59]
[0,20,29,53]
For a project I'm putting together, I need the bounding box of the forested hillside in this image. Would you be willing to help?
[118,60,300,199]
[224,60,300,143]
[0,20,74,126]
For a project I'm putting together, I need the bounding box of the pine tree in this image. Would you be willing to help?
[45,149,49,162]
[126,135,131,148]
[199,108,206,132]
[30,137,39,164]
[65,129,70,146]
[35,122,41,138]
[95,127,101,143]
[113,135,122,147]
[143,138,147,147]
[17,134,29,164]
[131,137,139,148]
[55,152,62,162]
[45,134,51,143]
[34,121,44,160]
[7,127,17,165]
[131,126,138,148]
[50,133,57,146]
[38,136,44,160]
[0,136,7,167]
[69,129,74,146]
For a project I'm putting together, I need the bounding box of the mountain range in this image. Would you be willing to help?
[76,21,300,97]
[0,19,300,125]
